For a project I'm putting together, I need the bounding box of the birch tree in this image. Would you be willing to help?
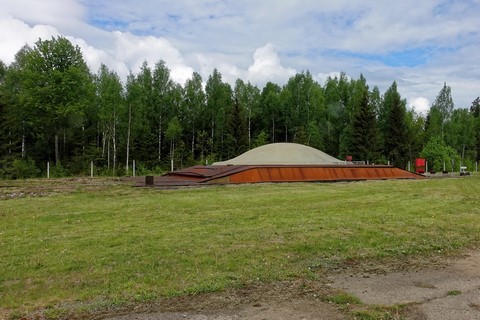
[95,64,124,172]
[234,79,260,149]
[184,72,206,157]
[152,60,173,161]
[21,36,92,166]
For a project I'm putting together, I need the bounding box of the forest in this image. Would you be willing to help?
[0,36,479,178]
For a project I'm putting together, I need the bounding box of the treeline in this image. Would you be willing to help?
[0,36,479,178]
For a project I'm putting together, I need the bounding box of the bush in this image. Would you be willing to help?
[420,136,459,172]
[7,159,40,179]
[49,164,68,178]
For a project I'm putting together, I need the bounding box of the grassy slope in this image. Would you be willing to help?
[1,176,479,314]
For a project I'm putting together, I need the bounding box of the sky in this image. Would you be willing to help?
[1,0,479,114]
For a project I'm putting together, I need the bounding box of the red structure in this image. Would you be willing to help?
[415,158,426,174]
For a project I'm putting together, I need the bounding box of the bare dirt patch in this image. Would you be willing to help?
[330,251,480,320]
[95,280,348,320]
[0,177,128,199]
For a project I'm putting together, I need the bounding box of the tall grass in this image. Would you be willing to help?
[1,176,479,315]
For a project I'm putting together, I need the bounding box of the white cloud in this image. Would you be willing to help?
[66,36,113,75]
[0,16,59,64]
[2,0,85,29]
[112,31,194,84]
[186,43,296,87]
[246,43,296,85]
[408,97,430,115]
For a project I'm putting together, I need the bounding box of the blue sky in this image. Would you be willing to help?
[1,0,480,113]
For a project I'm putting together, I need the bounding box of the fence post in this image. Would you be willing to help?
[133,160,136,177]
[47,162,50,179]
[90,161,94,178]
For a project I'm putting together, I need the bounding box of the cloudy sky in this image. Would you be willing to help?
[1,0,479,113]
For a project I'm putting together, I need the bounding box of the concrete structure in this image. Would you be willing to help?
[213,143,344,165]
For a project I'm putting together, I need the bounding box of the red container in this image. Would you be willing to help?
[345,155,353,162]
[415,158,426,173]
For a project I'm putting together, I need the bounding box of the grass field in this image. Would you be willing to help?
[1,176,480,318]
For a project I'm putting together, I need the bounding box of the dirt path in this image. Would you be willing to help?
[330,251,480,319]
[101,251,480,320]
[101,281,346,320]
[106,300,345,320]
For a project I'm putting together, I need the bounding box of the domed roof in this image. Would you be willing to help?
[213,143,344,165]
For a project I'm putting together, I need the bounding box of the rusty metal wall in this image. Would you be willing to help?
[225,166,423,183]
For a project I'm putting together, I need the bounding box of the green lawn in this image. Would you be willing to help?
[1,176,480,317]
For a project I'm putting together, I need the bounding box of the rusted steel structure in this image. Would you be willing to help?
[145,164,424,187]
[141,143,425,187]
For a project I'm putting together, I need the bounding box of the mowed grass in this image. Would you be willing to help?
[1,176,480,316]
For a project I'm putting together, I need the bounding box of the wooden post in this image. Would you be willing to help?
[47,162,50,179]
[90,161,94,178]
[145,176,154,186]
[133,160,136,177]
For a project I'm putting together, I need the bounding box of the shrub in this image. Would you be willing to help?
[420,136,460,172]
[8,159,40,179]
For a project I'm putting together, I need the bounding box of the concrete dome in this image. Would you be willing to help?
[213,143,344,165]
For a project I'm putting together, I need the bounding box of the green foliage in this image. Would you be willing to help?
[184,72,206,159]
[307,120,324,150]
[252,131,268,148]
[165,116,183,143]
[326,292,362,305]
[259,82,281,143]
[339,124,354,159]
[226,98,249,158]
[351,87,378,162]
[433,82,454,129]
[205,68,233,158]
[420,136,459,172]
[447,290,462,296]
[3,158,40,179]
[19,36,93,166]
[405,109,426,164]
[445,108,475,162]
[382,82,408,167]
[234,79,260,149]
[49,164,68,178]
[470,97,480,161]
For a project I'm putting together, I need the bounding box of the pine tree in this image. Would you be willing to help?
[226,98,248,158]
[470,97,480,161]
[383,82,408,167]
[0,61,8,160]
[351,88,378,162]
